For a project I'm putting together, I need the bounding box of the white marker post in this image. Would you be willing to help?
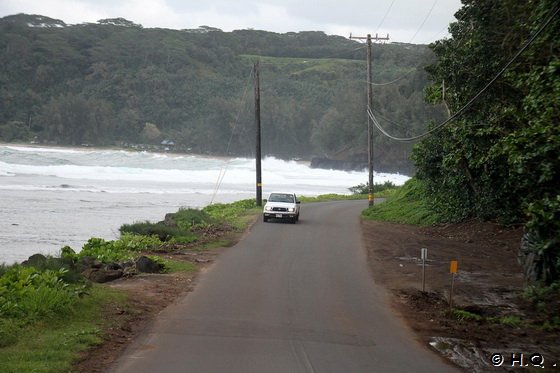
[421,248,427,292]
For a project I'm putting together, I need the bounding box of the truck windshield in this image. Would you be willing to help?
[268,193,294,203]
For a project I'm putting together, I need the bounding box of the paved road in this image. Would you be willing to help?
[111,200,457,372]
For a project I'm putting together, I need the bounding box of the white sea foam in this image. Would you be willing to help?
[0,145,410,193]
[0,144,411,263]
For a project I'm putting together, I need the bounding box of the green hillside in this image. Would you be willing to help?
[0,14,447,173]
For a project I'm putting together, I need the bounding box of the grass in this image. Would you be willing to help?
[149,256,196,273]
[361,178,443,226]
[297,182,401,203]
[0,199,263,371]
[3,193,412,370]
[450,309,484,322]
[0,285,126,372]
[448,309,527,329]
[299,193,367,203]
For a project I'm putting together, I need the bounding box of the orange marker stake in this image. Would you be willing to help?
[450,260,458,308]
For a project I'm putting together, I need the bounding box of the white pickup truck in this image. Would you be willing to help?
[263,192,301,224]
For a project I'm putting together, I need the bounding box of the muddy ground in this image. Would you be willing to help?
[75,218,559,372]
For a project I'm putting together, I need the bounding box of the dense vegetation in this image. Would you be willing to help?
[405,0,559,284]
[0,14,446,173]
[362,179,442,226]
[0,198,260,370]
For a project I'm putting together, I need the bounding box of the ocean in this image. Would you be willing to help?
[0,144,409,264]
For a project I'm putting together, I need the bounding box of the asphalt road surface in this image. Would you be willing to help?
[111,200,458,372]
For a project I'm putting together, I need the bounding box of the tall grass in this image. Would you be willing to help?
[362,178,443,226]
[0,285,125,372]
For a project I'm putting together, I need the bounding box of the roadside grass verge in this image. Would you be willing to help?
[449,308,528,329]
[299,181,401,203]
[299,193,367,203]
[0,198,261,371]
[0,284,126,372]
[362,178,443,225]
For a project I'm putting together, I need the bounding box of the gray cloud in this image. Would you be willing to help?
[0,0,463,43]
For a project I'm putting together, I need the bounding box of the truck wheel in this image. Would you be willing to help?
[263,216,268,222]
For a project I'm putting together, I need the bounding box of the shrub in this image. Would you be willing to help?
[362,178,442,225]
[0,266,79,320]
[202,200,257,231]
[120,222,196,243]
[78,238,133,263]
[519,195,560,284]
[203,199,258,224]
[78,234,166,263]
[349,181,397,195]
[171,208,216,230]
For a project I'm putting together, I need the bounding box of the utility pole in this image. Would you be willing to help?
[254,61,263,206]
[349,33,389,206]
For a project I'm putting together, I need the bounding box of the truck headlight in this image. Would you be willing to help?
[288,207,295,212]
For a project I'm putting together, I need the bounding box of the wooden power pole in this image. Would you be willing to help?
[349,33,389,206]
[254,61,263,206]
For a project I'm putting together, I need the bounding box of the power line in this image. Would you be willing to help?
[422,23,450,44]
[259,45,367,67]
[366,68,416,86]
[368,4,560,143]
[210,67,254,204]
[375,0,396,34]
[408,0,439,43]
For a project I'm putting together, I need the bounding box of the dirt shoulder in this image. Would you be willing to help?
[362,219,559,371]
[74,217,559,372]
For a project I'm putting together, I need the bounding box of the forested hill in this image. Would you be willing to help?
[0,14,447,173]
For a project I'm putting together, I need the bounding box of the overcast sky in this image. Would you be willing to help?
[0,0,463,44]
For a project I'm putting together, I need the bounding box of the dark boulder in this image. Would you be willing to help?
[136,255,163,273]
[76,256,102,272]
[81,267,124,283]
[21,253,48,267]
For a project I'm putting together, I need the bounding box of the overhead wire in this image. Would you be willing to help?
[259,44,367,67]
[375,0,396,34]
[366,68,416,86]
[408,0,439,43]
[422,23,451,44]
[367,3,560,143]
[210,67,254,203]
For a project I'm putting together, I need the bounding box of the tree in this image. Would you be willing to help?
[413,0,560,282]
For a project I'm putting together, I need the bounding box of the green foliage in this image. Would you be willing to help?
[147,256,196,274]
[0,121,32,142]
[450,309,524,328]
[362,178,442,226]
[171,208,217,230]
[119,222,196,243]
[0,14,447,172]
[522,282,560,321]
[450,309,483,322]
[520,196,560,285]
[348,181,397,195]
[0,263,7,277]
[119,200,258,248]
[298,194,367,203]
[203,199,259,228]
[0,284,125,372]
[499,316,523,328]
[0,265,80,320]
[78,234,165,262]
[0,318,21,347]
[120,208,218,243]
[413,1,560,281]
